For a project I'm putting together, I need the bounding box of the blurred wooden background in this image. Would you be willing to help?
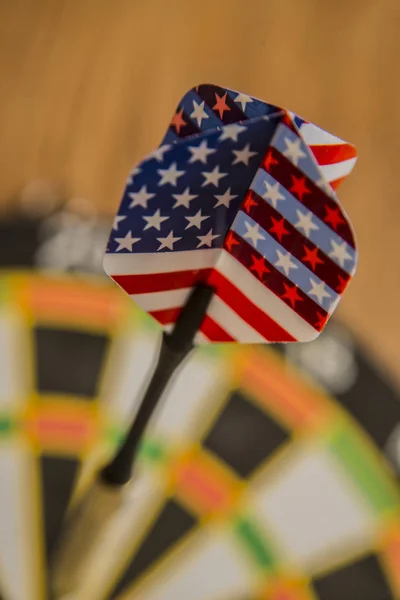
[0,0,399,378]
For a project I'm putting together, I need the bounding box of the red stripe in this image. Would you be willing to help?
[113,268,212,294]
[149,307,235,342]
[222,232,327,331]
[205,267,297,342]
[329,176,346,190]
[149,307,181,324]
[244,190,350,293]
[263,147,355,248]
[281,112,298,133]
[309,143,357,166]
[199,315,235,342]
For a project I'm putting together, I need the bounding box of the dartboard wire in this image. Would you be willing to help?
[104,448,294,598]
[257,575,319,600]
[95,303,159,449]
[0,274,154,599]
[12,276,48,600]
[244,416,390,580]
[326,417,400,520]
[245,343,400,515]
[88,361,237,599]
[0,272,130,600]
[117,444,293,599]
[112,446,309,600]
[6,274,48,600]
[29,447,49,600]
[71,297,156,506]
[234,346,400,587]
[19,272,139,510]
[17,271,127,336]
[0,274,31,600]
[327,414,400,514]
[239,345,400,576]
[78,345,313,599]
[203,573,319,600]
[114,524,221,600]
[183,347,240,444]
[235,346,336,435]
[81,482,177,600]
[76,321,238,597]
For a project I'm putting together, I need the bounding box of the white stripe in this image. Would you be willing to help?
[300,122,346,146]
[207,295,267,343]
[103,248,219,275]
[131,288,190,312]
[319,157,357,183]
[194,331,210,344]
[216,251,319,342]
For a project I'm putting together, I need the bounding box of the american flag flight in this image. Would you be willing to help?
[104,84,358,344]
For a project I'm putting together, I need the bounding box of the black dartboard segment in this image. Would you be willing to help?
[337,352,400,454]
[39,455,80,600]
[312,554,395,600]
[0,218,40,267]
[38,455,80,560]
[109,499,197,598]
[33,326,109,398]
[203,389,289,477]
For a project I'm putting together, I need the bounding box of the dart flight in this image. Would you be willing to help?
[104,83,358,344]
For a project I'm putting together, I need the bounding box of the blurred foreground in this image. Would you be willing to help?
[0,198,398,599]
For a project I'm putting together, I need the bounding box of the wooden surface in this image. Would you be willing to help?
[0,0,399,378]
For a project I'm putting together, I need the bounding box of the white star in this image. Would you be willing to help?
[143,209,169,231]
[275,249,298,277]
[115,231,140,252]
[232,143,258,166]
[316,176,334,196]
[219,123,246,142]
[185,209,209,230]
[197,229,220,248]
[234,92,253,112]
[201,165,228,187]
[127,166,141,185]
[112,215,126,231]
[172,187,198,209]
[295,209,319,238]
[188,140,216,164]
[243,221,266,249]
[191,100,209,127]
[149,144,171,162]
[157,230,182,251]
[157,162,185,186]
[308,278,332,304]
[283,137,307,166]
[214,187,238,208]
[329,239,353,268]
[128,185,155,209]
[263,180,285,208]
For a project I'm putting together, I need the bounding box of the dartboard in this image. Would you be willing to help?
[0,271,399,600]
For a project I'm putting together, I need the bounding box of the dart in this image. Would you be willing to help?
[51,84,358,596]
